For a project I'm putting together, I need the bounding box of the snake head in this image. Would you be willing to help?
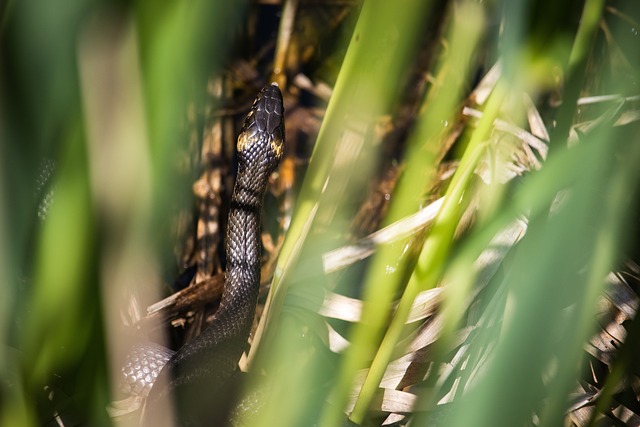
[237,83,285,174]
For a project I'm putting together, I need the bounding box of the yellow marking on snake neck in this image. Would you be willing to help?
[237,131,252,152]
[270,137,284,158]
[238,132,284,158]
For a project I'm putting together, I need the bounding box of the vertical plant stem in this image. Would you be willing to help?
[350,79,506,424]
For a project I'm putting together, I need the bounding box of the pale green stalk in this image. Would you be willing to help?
[349,79,506,423]
[252,2,439,426]
[324,2,484,424]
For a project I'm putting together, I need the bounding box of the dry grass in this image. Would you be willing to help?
[2,1,640,427]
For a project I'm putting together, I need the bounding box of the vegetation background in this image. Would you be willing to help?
[2,0,640,426]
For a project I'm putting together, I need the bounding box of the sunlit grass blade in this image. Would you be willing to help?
[351,77,504,426]
[247,2,460,427]
[335,4,482,422]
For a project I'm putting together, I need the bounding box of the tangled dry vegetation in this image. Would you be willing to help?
[146,3,640,426]
[3,1,640,427]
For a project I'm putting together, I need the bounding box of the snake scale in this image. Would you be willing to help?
[130,83,285,426]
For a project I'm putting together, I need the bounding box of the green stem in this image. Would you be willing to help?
[350,81,507,424]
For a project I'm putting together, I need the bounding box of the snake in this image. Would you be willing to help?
[128,83,285,426]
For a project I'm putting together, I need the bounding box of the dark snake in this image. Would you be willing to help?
[127,83,285,426]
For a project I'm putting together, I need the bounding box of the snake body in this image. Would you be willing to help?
[139,84,284,426]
